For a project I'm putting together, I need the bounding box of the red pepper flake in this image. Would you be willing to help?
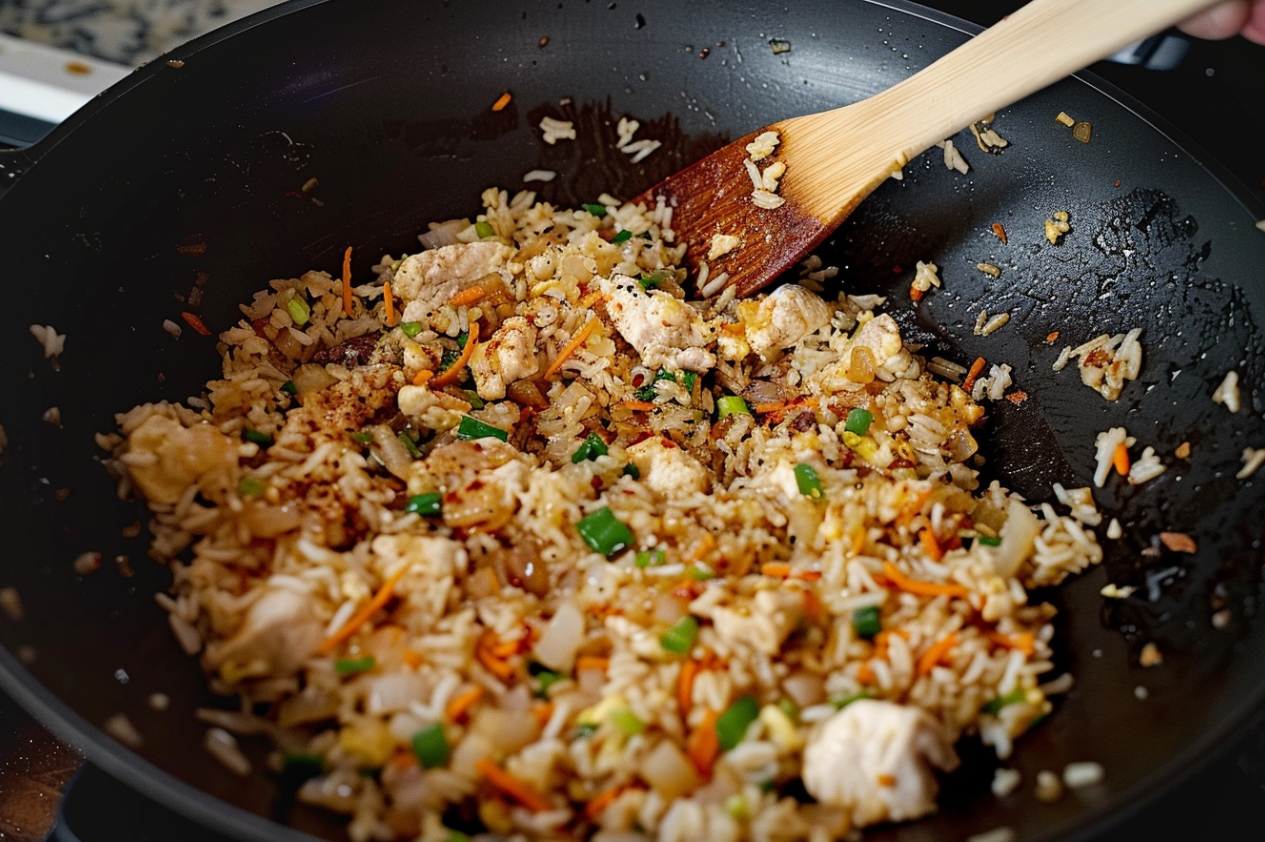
[990,222,1007,244]
[1159,532,1197,554]
[1004,390,1028,405]
[891,265,903,274]
[176,242,206,256]
[1114,179,1122,188]
[1045,330,1060,343]
[180,312,212,336]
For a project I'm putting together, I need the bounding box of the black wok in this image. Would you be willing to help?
[1,1,1263,841]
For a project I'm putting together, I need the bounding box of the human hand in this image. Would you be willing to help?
[1179,0,1265,44]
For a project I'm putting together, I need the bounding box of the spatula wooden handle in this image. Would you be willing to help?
[866,0,1221,163]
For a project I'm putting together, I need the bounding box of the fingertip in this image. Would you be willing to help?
[1178,0,1252,40]
[1241,0,1265,44]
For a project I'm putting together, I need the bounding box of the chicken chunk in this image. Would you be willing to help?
[849,314,917,380]
[626,437,711,498]
[394,241,512,323]
[739,284,832,359]
[469,316,540,400]
[204,587,324,681]
[600,275,716,372]
[711,590,803,655]
[802,700,959,827]
[125,413,238,505]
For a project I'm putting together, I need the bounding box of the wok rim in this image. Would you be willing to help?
[0,1,1262,841]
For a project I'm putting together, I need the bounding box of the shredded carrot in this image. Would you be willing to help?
[759,563,822,581]
[988,631,1035,656]
[896,489,934,528]
[577,290,603,309]
[584,785,630,821]
[451,285,487,308]
[753,396,819,416]
[411,368,434,387]
[686,709,721,775]
[402,649,423,670]
[916,632,959,675]
[475,758,553,812]
[533,702,554,726]
[678,658,699,715]
[491,637,523,659]
[877,773,898,788]
[1004,390,1029,405]
[881,561,970,599]
[180,311,212,336]
[342,246,354,316]
[856,661,876,685]
[689,533,716,563]
[1046,330,1060,343]
[991,222,1008,244]
[851,527,867,556]
[622,399,658,412]
[384,281,397,327]
[474,630,517,680]
[491,91,512,112]
[962,356,987,392]
[318,566,408,654]
[909,285,924,302]
[1112,441,1131,476]
[445,686,485,722]
[430,323,479,388]
[919,528,943,562]
[545,317,599,378]
[801,589,825,623]
[389,749,417,771]
[576,655,610,673]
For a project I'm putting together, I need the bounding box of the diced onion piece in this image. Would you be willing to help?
[990,498,1039,578]
[640,739,702,798]
[533,601,585,673]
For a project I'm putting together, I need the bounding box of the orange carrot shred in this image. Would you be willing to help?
[430,323,479,388]
[622,399,657,412]
[318,566,408,654]
[991,222,1008,244]
[491,91,512,112]
[881,561,970,599]
[917,632,959,675]
[389,750,417,771]
[545,317,599,378]
[451,285,487,307]
[384,281,397,327]
[919,528,943,562]
[576,655,610,673]
[533,702,554,726]
[962,356,987,392]
[475,635,515,680]
[1113,441,1131,476]
[491,637,523,659]
[678,658,699,715]
[909,285,924,302]
[686,709,721,775]
[584,785,630,821]
[1046,330,1060,343]
[411,368,434,387]
[444,686,485,722]
[988,631,1035,656]
[761,562,792,579]
[1004,390,1029,405]
[801,589,825,622]
[180,312,212,336]
[342,246,354,316]
[475,758,553,812]
[402,649,423,670]
[856,661,876,685]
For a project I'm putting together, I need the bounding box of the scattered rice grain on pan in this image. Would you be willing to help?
[100,188,1113,842]
[991,767,1022,797]
[523,169,558,183]
[1211,370,1241,413]
[0,587,23,622]
[538,115,576,144]
[1092,426,1133,488]
[968,827,1016,842]
[1127,446,1167,486]
[104,713,144,748]
[936,139,970,174]
[1238,447,1265,479]
[1062,761,1105,789]
[29,323,66,363]
[1058,328,1143,400]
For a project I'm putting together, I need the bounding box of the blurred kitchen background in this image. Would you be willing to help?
[0,1,1262,841]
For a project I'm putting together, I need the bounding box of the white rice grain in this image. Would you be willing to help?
[204,727,252,776]
[991,767,1022,797]
[539,116,576,145]
[968,828,1015,842]
[1211,370,1241,413]
[0,587,23,622]
[523,169,558,183]
[1062,761,1105,789]
[104,713,144,748]
[1238,447,1265,479]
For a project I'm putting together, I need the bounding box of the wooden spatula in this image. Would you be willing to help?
[632,0,1220,299]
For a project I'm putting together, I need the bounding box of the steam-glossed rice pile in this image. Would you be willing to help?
[102,188,1102,842]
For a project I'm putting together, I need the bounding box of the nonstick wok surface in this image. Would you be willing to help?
[1,2,1264,841]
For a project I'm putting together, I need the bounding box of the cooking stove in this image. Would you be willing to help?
[1,1,1263,841]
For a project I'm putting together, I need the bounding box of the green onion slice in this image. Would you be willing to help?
[612,229,633,244]
[577,506,634,557]
[977,535,1002,547]
[574,722,599,739]
[335,656,376,675]
[981,687,1026,715]
[474,221,495,239]
[638,272,665,290]
[852,605,882,639]
[237,477,265,497]
[282,752,325,778]
[405,493,443,517]
[286,296,311,326]
[622,463,641,480]
[776,699,800,722]
[456,416,509,442]
[844,408,874,436]
[635,549,666,568]
[411,723,450,769]
[242,428,274,448]
[572,433,609,463]
[794,463,824,499]
[280,380,298,395]
[398,431,422,458]
[583,203,608,218]
[689,565,716,581]
[351,430,374,445]
[399,321,423,338]
[659,615,699,655]
[610,709,647,736]
[831,690,872,709]
[716,695,760,751]
[717,395,751,419]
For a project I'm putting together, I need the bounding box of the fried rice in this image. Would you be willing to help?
[100,186,1103,842]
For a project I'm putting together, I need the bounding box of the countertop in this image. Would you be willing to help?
[0,1,1263,841]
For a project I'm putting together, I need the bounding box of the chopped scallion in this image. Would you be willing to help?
[852,605,882,639]
[981,687,1026,715]
[445,833,472,842]
[844,408,874,436]
[659,615,699,655]
[612,229,633,244]
[243,428,274,448]
[635,549,666,568]
[474,221,495,239]
[572,433,609,463]
[237,477,265,497]
[978,535,1002,547]
[399,321,423,338]
[577,506,634,557]
[398,431,422,458]
[622,463,641,480]
[716,695,760,751]
[351,430,374,445]
[725,793,751,819]
[832,691,872,709]
[533,668,566,699]
[583,203,608,217]
[280,380,298,395]
[794,463,823,499]
[574,722,599,739]
[689,565,716,581]
[717,395,751,419]
[411,723,450,769]
[462,390,485,409]
[456,415,509,442]
[777,699,800,722]
[405,493,443,517]
[282,752,325,778]
[680,371,697,392]
[286,296,311,326]
[335,656,376,675]
[610,708,646,736]
[638,271,665,290]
